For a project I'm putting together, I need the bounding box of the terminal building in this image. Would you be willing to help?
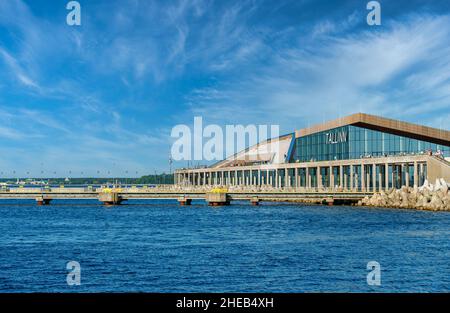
[175,113,450,192]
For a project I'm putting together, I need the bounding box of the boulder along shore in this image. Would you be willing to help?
[359,178,450,211]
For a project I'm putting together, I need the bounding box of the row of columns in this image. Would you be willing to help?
[176,161,427,192]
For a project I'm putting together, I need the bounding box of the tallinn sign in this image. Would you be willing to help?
[325,131,347,144]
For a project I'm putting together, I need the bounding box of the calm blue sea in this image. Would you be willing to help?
[0,200,449,292]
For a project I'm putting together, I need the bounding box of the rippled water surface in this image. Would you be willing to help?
[0,199,449,292]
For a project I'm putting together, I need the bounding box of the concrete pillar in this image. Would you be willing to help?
[372,164,376,192]
[378,166,383,192]
[36,197,51,206]
[344,168,348,190]
[385,163,389,191]
[275,169,279,188]
[405,164,410,188]
[420,163,424,185]
[361,164,365,191]
[221,171,225,186]
[295,168,299,188]
[350,165,354,191]
[250,196,259,206]
[285,168,289,187]
[317,167,321,188]
[339,165,343,189]
[178,197,192,206]
[413,161,418,188]
[330,166,334,189]
[306,167,310,189]
[391,165,395,189]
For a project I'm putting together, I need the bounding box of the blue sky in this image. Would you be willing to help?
[0,0,449,177]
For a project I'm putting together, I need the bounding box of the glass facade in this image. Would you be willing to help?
[290,125,450,162]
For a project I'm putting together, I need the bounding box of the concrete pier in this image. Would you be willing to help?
[98,192,123,205]
[205,192,229,206]
[36,197,51,206]
[250,196,259,206]
[178,196,192,206]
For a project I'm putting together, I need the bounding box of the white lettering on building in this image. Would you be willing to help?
[326,131,347,144]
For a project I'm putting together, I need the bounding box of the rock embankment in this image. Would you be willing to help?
[358,178,450,211]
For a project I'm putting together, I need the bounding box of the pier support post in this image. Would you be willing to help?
[98,192,123,205]
[178,196,192,206]
[250,196,259,206]
[322,198,334,206]
[36,197,51,206]
[206,192,229,206]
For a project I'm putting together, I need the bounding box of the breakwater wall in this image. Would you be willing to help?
[359,178,450,211]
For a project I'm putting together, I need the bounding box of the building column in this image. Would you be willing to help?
[420,163,424,186]
[344,167,348,190]
[378,166,383,192]
[413,161,418,188]
[391,165,395,189]
[275,169,279,188]
[317,166,322,189]
[385,164,389,191]
[404,164,409,187]
[330,166,334,189]
[350,165,354,191]
[361,164,365,192]
[339,165,343,189]
[372,164,376,192]
[295,168,299,188]
[306,167,310,189]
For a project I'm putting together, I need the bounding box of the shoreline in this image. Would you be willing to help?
[357,178,449,211]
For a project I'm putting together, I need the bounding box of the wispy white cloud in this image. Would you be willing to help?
[186,13,450,131]
[0,0,449,174]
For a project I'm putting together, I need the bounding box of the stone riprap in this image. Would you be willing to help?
[359,178,450,211]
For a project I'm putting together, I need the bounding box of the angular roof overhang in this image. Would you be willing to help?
[295,113,450,147]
